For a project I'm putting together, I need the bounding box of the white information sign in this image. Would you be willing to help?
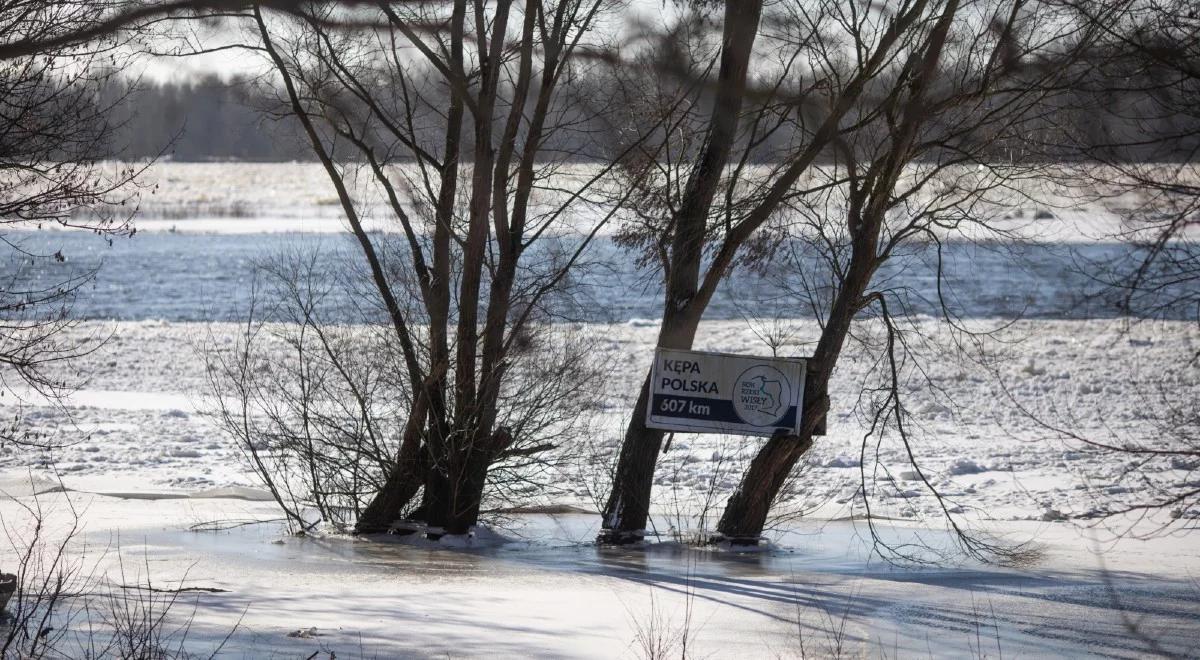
[645,348,807,437]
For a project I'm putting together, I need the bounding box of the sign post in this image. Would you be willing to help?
[645,348,807,437]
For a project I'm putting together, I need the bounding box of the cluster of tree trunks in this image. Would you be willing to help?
[5,0,1193,544]
[601,0,1064,545]
[254,0,613,536]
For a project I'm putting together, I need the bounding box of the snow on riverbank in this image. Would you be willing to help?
[50,162,1197,242]
[2,317,1195,531]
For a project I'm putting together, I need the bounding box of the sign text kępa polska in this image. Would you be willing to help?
[645,348,807,437]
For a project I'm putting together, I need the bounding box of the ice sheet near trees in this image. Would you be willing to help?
[1,163,1198,656]
[0,494,1197,657]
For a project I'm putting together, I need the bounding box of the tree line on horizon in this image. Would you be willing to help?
[111,60,1198,164]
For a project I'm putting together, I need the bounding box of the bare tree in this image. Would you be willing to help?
[595,0,1106,555]
[1005,0,1200,535]
[0,0,150,445]
[599,0,1014,544]
[202,0,650,537]
[0,1,427,62]
[204,250,609,533]
[714,0,1099,556]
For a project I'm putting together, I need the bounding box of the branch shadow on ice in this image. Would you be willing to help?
[154,512,1200,658]
[571,547,1200,657]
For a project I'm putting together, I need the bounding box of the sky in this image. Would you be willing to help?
[133,0,682,83]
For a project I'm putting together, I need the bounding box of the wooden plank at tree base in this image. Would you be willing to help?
[646,348,809,437]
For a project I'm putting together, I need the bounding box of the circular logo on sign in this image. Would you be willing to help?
[732,365,792,427]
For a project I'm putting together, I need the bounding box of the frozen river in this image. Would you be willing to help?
[2,494,1197,658]
[2,230,1178,323]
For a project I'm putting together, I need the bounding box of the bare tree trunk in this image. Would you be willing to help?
[715,403,824,541]
[355,380,434,533]
[445,428,512,536]
[354,434,428,533]
[598,308,706,542]
[355,0,463,531]
[717,257,865,540]
[716,0,960,542]
[597,375,659,543]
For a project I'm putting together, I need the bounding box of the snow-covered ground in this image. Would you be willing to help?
[2,163,1198,657]
[3,316,1195,526]
[64,162,1198,241]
